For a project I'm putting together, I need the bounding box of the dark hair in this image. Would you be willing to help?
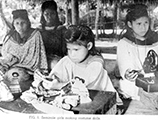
[125,3,149,25]
[40,0,60,28]
[12,9,31,29]
[41,0,57,12]
[64,25,99,55]
[120,3,154,43]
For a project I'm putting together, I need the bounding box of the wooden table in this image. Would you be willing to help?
[72,90,116,114]
[0,90,116,114]
[0,93,43,114]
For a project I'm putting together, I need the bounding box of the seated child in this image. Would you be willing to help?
[34,25,123,105]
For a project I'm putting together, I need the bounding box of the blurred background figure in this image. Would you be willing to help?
[38,0,67,72]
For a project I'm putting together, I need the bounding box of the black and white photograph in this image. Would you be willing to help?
[0,0,158,120]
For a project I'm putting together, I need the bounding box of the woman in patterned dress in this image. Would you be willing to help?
[0,9,48,93]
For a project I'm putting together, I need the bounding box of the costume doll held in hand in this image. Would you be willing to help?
[34,25,123,106]
[0,9,48,94]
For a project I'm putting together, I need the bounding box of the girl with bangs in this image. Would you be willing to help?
[117,3,158,113]
[37,25,123,106]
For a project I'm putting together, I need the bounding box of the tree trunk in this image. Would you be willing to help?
[65,0,69,25]
[95,0,100,40]
[86,0,90,27]
[71,0,79,25]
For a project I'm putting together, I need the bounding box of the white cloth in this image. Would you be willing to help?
[49,55,115,92]
[21,88,74,114]
[31,99,74,114]
[0,80,13,101]
[125,100,158,115]
[49,55,123,105]
[117,38,158,100]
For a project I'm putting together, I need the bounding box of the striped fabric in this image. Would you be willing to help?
[9,78,21,93]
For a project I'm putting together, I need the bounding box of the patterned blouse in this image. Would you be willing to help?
[1,29,48,72]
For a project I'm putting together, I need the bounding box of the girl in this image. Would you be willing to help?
[0,9,48,93]
[117,3,158,112]
[39,25,122,105]
[1,9,48,73]
[39,0,67,71]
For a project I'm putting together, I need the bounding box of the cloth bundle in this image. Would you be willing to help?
[139,88,158,110]
[21,69,91,113]
[0,71,14,101]
[33,69,92,103]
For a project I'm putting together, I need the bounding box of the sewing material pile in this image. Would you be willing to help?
[21,69,92,114]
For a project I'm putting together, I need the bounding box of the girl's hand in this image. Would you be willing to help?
[42,75,65,90]
[42,76,56,90]
[42,80,53,90]
[124,69,139,82]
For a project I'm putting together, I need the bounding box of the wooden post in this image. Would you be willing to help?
[86,0,90,27]
[65,0,69,25]
[71,0,79,25]
[115,1,118,41]
[95,0,100,40]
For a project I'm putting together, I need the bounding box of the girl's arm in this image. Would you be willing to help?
[0,55,18,67]
[117,40,134,80]
[0,42,19,67]
[34,68,69,90]
[36,31,48,70]
[44,57,70,90]
[42,75,69,90]
[85,61,114,91]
